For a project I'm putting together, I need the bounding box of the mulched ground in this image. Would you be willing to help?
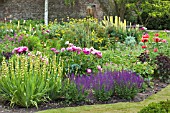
[0,79,169,113]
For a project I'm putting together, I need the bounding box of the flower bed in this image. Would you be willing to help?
[0,18,169,110]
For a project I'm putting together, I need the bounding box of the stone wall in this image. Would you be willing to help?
[0,0,104,21]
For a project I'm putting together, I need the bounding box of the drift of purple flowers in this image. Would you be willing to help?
[69,70,144,101]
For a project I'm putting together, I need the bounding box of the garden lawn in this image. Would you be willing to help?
[37,84,170,113]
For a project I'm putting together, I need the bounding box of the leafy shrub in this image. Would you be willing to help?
[0,54,63,108]
[60,79,88,104]
[51,44,103,75]
[154,54,170,83]
[20,35,42,51]
[138,100,170,113]
[125,36,136,48]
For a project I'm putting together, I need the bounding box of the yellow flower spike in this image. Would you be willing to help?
[1,57,8,77]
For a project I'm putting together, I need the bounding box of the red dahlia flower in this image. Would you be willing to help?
[142,34,149,38]
[142,45,147,49]
[153,37,161,43]
[153,48,158,52]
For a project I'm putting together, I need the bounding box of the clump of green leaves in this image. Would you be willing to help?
[154,54,170,83]
[0,54,63,108]
[138,100,170,113]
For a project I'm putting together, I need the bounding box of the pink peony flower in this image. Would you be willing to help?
[66,47,73,51]
[86,69,92,74]
[61,48,66,52]
[54,50,60,54]
[72,46,78,51]
[83,48,91,55]
[51,48,56,51]
[22,46,28,52]
[96,51,102,58]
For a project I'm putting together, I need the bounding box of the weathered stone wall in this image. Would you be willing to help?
[0,0,104,20]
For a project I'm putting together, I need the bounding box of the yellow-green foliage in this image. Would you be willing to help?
[0,54,63,108]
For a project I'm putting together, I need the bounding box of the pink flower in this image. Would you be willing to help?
[72,46,78,51]
[28,52,31,56]
[83,48,91,55]
[86,69,92,74]
[162,39,167,43]
[54,50,60,54]
[61,48,66,52]
[96,51,102,58]
[66,47,73,51]
[12,46,28,54]
[22,46,28,51]
[51,48,56,51]
[97,65,102,71]
[76,47,82,52]
[90,47,95,51]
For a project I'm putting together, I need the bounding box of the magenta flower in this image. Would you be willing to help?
[22,46,28,51]
[61,48,66,52]
[12,46,28,54]
[51,48,56,51]
[96,51,102,58]
[83,48,91,55]
[72,46,78,51]
[87,69,92,74]
[54,50,60,54]
[66,47,73,51]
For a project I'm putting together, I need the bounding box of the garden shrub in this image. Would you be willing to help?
[154,54,170,83]
[0,53,63,108]
[138,100,170,113]
[60,79,88,104]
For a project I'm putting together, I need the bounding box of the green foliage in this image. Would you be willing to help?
[61,79,88,104]
[154,54,170,83]
[126,0,170,29]
[125,36,136,47]
[138,100,170,113]
[20,35,42,51]
[0,54,63,108]
[93,86,113,101]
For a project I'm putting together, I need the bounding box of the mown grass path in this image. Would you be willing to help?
[37,84,170,113]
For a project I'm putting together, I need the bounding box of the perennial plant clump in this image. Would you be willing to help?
[0,52,63,108]
[69,70,144,101]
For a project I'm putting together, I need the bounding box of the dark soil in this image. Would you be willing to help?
[0,79,169,113]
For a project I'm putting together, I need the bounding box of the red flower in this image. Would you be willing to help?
[153,37,161,43]
[142,45,147,49]
[155,33,159,37]
[153,48,158,52]
[142,34,149,38]
[141,38,148,43]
